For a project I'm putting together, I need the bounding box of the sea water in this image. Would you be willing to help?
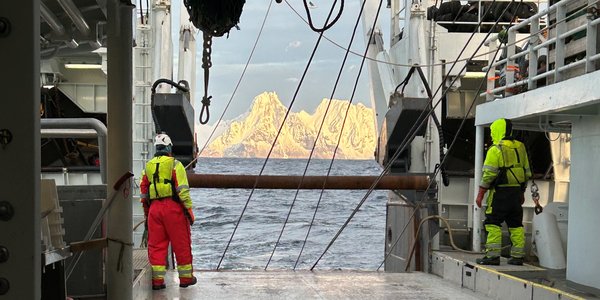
[190,157,387,270]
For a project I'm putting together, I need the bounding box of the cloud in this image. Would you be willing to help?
[285,77,299,83]
[285,40,302,51]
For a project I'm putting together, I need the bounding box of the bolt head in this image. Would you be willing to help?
[0,247,7,263]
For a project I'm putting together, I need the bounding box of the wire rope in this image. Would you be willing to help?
[216,0,342,270]
[310,0,519,270]
[264,0,368,271]
[377,42,503,270]
[184,0,274,170]
[375,0,600,271]
[303,0,345,32]
[371,1,523,271]
[285,0,599,68]
[293,0,386,271]
[186,0,598,170]
[294,0,383,270]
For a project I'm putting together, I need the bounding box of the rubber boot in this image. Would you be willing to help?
[152,284,166,290]
[179,276,197,288]
[476,256,500,265]
[507,257,524,265]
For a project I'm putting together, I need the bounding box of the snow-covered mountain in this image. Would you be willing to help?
[200,92,376,159]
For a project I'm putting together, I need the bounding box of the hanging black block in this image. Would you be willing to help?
[184,0,246,37]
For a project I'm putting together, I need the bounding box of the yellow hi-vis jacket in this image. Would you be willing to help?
[480,119,532,189]
[140,155,192,209]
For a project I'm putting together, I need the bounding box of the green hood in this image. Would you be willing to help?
[490,118,512,144]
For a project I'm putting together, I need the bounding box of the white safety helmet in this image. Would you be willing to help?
[154,133,173,147]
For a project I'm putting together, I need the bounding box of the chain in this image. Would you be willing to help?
[199,32,212,124]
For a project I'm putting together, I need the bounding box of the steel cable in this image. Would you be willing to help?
[217,0,342,270]
[377,42,504,271]
[377,0,524,271]
[185,0,275,170]
[311,0,519,270]
[264,0,367,271]
[370,1,523,271]
[302,0,345,32]
[285,0,598,69]
[294,0,385,270]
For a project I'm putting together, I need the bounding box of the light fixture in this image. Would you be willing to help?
[64,63,102,69]
[463,72,487,79]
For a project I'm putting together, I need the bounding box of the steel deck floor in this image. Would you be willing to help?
[150,270,488,299]
[433,251,600,300]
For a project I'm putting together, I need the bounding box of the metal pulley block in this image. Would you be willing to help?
[183,0,245,37]
[530,181,543,214]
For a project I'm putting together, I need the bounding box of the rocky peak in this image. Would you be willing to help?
[201,92,376,159]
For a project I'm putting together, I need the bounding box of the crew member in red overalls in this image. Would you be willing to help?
[140,133,197,290]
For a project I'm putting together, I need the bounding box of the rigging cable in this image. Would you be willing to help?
[184,0,275,170]
[284,0,599,69]
[302,0,344,32]
[298,0,384,270]
[216,0,342,270]
[311,0,518,270]
[264,0,367,270]
[380,42,504,271]
[378,0,521,269]
[296,0,386,270]
[373,1,524,271]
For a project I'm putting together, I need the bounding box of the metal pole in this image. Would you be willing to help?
[106,1,133,299]
[40,118,108,183]
[187,174,430,190]
[0,1,41,298]
[472,125,484,252]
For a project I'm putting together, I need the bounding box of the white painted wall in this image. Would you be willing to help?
[567,115,600,290]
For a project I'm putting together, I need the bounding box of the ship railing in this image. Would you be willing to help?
[480,0,600,100]
[424,0,547,33]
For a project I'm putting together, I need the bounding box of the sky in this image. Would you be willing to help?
[169,1,387,126]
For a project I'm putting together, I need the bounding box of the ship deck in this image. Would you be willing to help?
[132,250,486,299]
[432,251,600,300]
[150,270,487,299]
[132,249,600,299]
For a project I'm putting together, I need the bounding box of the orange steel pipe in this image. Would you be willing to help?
[187,174,429,190]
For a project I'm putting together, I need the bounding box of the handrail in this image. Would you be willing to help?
[40,118,107,183]
[482,0,600,99]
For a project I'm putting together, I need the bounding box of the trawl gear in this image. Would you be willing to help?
[140,134,197,290]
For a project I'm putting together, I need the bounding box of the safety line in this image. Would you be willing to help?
[217,0,342,270]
